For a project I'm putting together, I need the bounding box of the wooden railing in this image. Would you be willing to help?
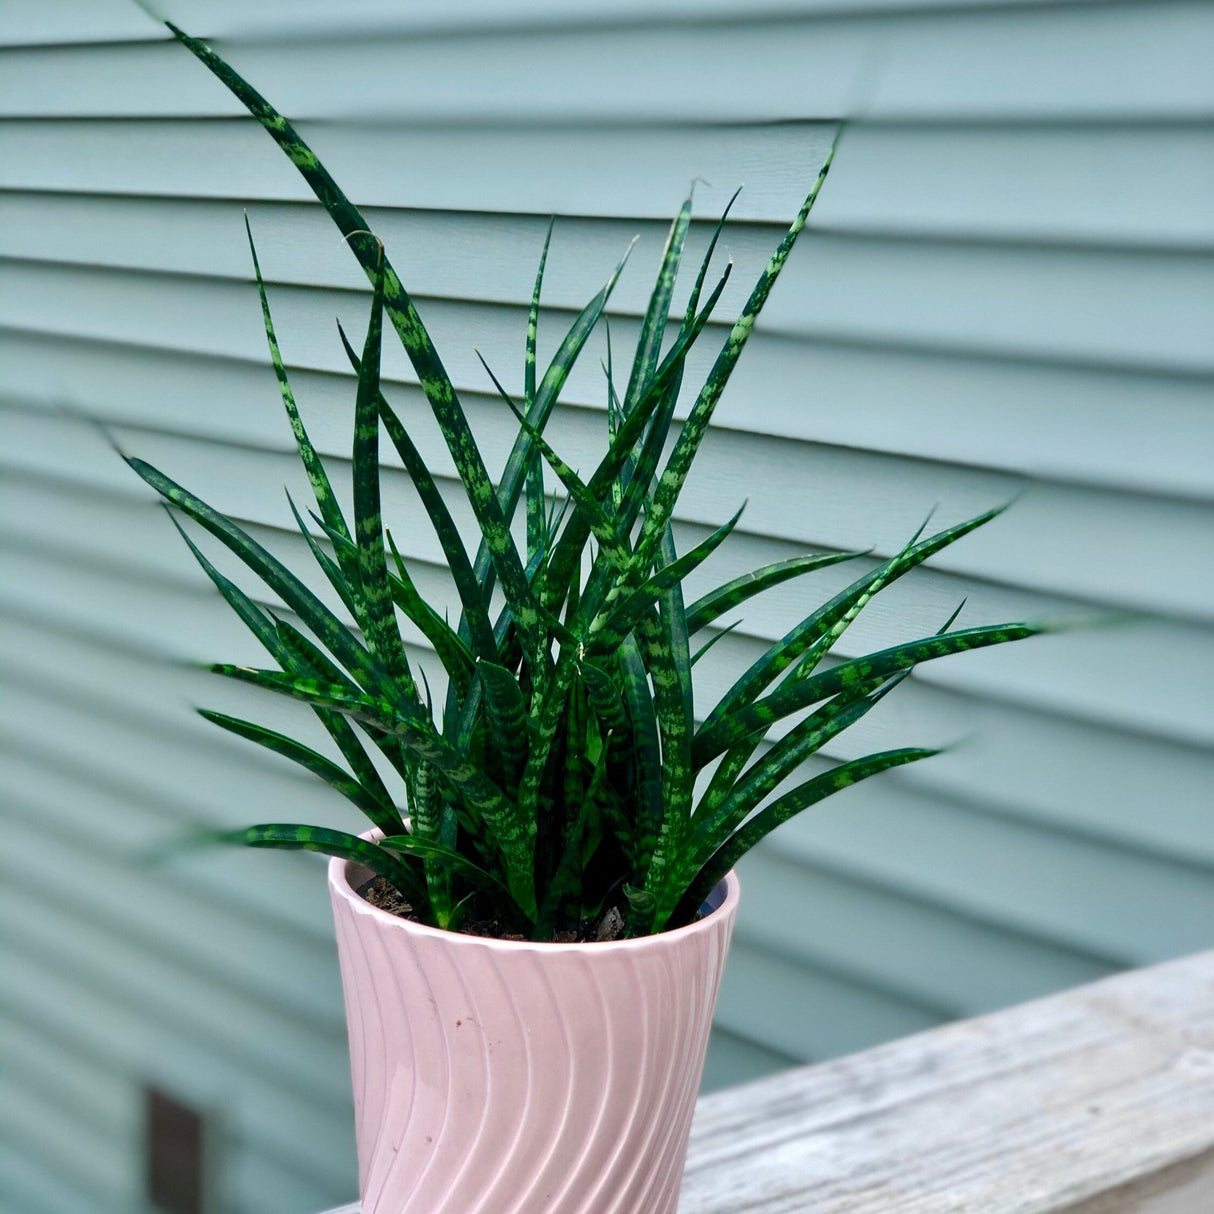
[322,949,1214,1212]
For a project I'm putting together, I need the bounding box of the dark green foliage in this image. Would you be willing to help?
[133,24,1048,939]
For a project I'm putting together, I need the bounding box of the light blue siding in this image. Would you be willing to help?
[1,2,1211,1212]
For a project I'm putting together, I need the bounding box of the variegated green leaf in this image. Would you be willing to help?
[285,491,362,620]
[228,823,429,911]
[209,664,537,920]
[545,259,735,615]
[524,220,554,563]
[475,239,636,614]
[535,728,612,937]
[198,709,401,835]
[634,140,837,572]
[689,671,906,865]
[245,216,355,585]
[379,834,523,921]
[169,23,543,677]
[384,531,475,698]
[668,747,936,929]
[632,597,695,930]
[586,503,745,654]
[404,761,455,925]
[337,322,499,665]
[266,616,409,781]
[351,252,417,704]
[165,509,401,812]
[479,353,632,578]
[617,635,663,882]
[692,620,1044,768]
[131,456,406,707]
[684,550,868,635]
[475,658,529,793]
[624,191,693,415]
[697,506,1005,743]
[619,191,740,522]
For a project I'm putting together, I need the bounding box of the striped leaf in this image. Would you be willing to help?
[668,747,937,929]
[536,729,612,937]
[405,761,455,926]
[337,322,499,665]
[692,621,1045,768]
[689,671,906,865]
[384,531,475,699]
[379,834,523,922]
[697,506,1006,743]
[544,259,735,615]
[685,550,868,635]
[285,492,362,621]
[513,654,578,838]
[578,660,630,743]
[208,664,537,920]
[170,22,543,676]
[586,503,745,654]
[617,635,663,882]
[475,658,529,793]
[634,140,837,573]
[618,192,739,526]
[228,823,429,912]
[631,598,695,930]
[479,353,633,576]
[350,250,414,699]
[166,509,401,815]
[272,617,409,781]
[265,609,411,788]
[475,239,635,610]
[525,220,554,563]
[198,710,401,836]
[245,216,356,585]
[690,619,742,666]
[131,456,404,706]
[624,191,693,415]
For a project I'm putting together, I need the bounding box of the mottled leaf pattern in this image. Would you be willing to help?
[245,218,355,582]
[199,710,401,835]
[684,550,867,635]
[674,748,937,923]
[693,621,1045,769]
[141,26,1050,939]
[232,824,429,910]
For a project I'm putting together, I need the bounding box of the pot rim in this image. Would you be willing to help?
[328,832,740,955]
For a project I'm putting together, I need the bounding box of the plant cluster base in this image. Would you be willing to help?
[356,876,633,942]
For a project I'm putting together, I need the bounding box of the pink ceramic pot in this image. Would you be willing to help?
[328,849,740,1214]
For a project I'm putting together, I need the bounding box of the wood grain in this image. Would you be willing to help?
[319,950,1214,1212]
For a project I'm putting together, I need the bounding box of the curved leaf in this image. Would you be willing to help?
[668,747,936,929]
[198,710,401,835]
[208,664,537,919]
[634,140,837,573]
[227,823,429,910]
[693,621,1044,768]
[684,549,867,635]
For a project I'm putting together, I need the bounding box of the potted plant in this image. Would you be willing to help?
[129,23,1048,1213]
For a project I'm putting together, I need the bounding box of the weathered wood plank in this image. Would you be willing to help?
[682,950,1214,1212]
[318,951,1214,1213]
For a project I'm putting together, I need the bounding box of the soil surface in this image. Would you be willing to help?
[358,876,628,943]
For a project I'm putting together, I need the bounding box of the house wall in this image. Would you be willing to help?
[1,2,1211,1211]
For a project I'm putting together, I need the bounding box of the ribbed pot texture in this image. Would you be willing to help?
[328,852,740,1214]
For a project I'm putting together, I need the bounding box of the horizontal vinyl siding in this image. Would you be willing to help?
[2,3,1212,1212]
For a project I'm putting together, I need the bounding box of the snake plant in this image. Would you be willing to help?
[130,23,1046,939]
